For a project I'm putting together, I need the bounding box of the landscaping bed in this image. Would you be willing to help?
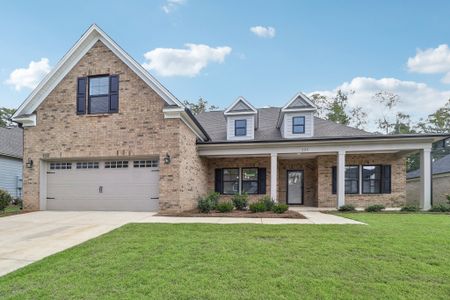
[157,209,305,218]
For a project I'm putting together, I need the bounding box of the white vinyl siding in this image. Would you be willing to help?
[283,112,314,138]
[227,115,255,140]
[0,156,22,198]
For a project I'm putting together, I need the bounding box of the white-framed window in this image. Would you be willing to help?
[105,161,128,169]
[76,162,99,169]
[133,160,159,168]
[50,162,72,170]
[241,168,258,194]
[234,119,247,136]
[292,116,305,134]
[222,168,240,194]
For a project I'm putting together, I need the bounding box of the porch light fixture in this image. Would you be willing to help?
[163,153,171,165]
[26,158,34,169]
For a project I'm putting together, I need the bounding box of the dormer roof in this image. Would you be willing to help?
[277,92,317,128]
[224,97,258,115]
[281,92,317,112]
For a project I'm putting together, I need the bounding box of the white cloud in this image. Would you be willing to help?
[407,44,450,83]
[250,26,276,38]
[142,43,232,77]
[162,0,186,14]
[309,77,450,132]
[5,58,51,91]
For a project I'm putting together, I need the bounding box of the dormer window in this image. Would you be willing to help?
[224,97,257,141]
[235,119,247,136]
[292,116,305,134]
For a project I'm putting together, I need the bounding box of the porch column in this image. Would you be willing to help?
[271,152,278,202]
[419,148,432,210]
[337,150,346,208]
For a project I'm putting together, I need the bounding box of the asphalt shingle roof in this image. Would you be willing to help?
[196,107,374,142]
[407,153,450,179]
[0,126,23,159]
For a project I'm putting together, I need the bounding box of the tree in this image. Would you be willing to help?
[183,98,219,115]
[416,99,450,134]
[326,90,352,125]
[0,107,16,127]
[349,106,368,130]
[309,93,330,119]
[310,90,366,129]
[373,91,402,134]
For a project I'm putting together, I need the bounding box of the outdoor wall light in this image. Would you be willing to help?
[164,153,171,165]
[26,158,34,169]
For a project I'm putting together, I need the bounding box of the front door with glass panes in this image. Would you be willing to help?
[287,170,303,205]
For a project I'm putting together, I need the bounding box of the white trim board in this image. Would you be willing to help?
[224,96,258,115]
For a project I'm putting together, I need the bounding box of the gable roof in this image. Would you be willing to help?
[196,107,374,142]
[224,97,257,115]
[13,24,183,120]
[407,153,450,179]
[0,127,23,159]
[282,92,317,111]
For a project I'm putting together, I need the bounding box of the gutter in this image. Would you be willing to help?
[197,133,450,145]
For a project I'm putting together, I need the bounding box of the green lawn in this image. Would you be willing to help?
[1,214,450,299]
[0,205,21,217]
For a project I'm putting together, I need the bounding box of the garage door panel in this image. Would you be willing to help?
[46,160,159,211]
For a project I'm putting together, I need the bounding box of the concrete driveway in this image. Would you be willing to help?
[0,211,156,277]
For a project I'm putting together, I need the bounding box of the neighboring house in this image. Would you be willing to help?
[407,154,450,205]
[11,25,449,212]
[0,126,23,198]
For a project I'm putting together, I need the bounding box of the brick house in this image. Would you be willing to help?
[12,25,448,212]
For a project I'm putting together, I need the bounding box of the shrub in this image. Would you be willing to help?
[206,192,220,208]
[400,205,419,212]
[272,203,289,214]
[365,204,385,212]
[216,202,234,213]
[0,189,12,212]
[197,197,215,213]
[232,193,248,210]
[260,195,274,211]
[249,201,266,213]
[338,204,356,212]
[429,204,450,212]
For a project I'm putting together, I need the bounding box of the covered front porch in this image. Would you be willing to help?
[199,137,436,210]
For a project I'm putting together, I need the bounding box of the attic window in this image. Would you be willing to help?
[235,119,247,136]
[292,116,305,134]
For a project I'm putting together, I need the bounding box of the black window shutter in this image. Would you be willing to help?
[332,166,337,194]
[109,75,119,113]
[258,168,267,194]
[381,165,391,194]
[215,169,223,194]
[76,77,87,114]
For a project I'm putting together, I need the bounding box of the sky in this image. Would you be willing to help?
[1,0,450,131]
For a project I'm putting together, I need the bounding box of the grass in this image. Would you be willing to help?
[0,205,21,217]
[1,214,450,299]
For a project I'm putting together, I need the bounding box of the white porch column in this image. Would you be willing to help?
[270,152,278,202]
[420,148,432,210]
[337,150,346,208]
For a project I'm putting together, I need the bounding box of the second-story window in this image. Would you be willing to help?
[292,116,305,134]
[235,119,247,136]
[89,76,110,114]
[75,75,119,115]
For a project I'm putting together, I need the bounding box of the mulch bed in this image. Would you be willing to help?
[157,209,306,219]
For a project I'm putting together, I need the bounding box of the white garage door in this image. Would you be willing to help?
[46,159,159,211]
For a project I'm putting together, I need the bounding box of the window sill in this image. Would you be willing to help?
[83,113,116,117]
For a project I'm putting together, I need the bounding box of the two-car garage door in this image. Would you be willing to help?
[46,159,159,211]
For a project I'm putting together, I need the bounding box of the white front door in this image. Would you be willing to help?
[287,170,303,205]
[46,159,159,211]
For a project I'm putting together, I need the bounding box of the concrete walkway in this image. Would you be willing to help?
[0,210,362,277]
